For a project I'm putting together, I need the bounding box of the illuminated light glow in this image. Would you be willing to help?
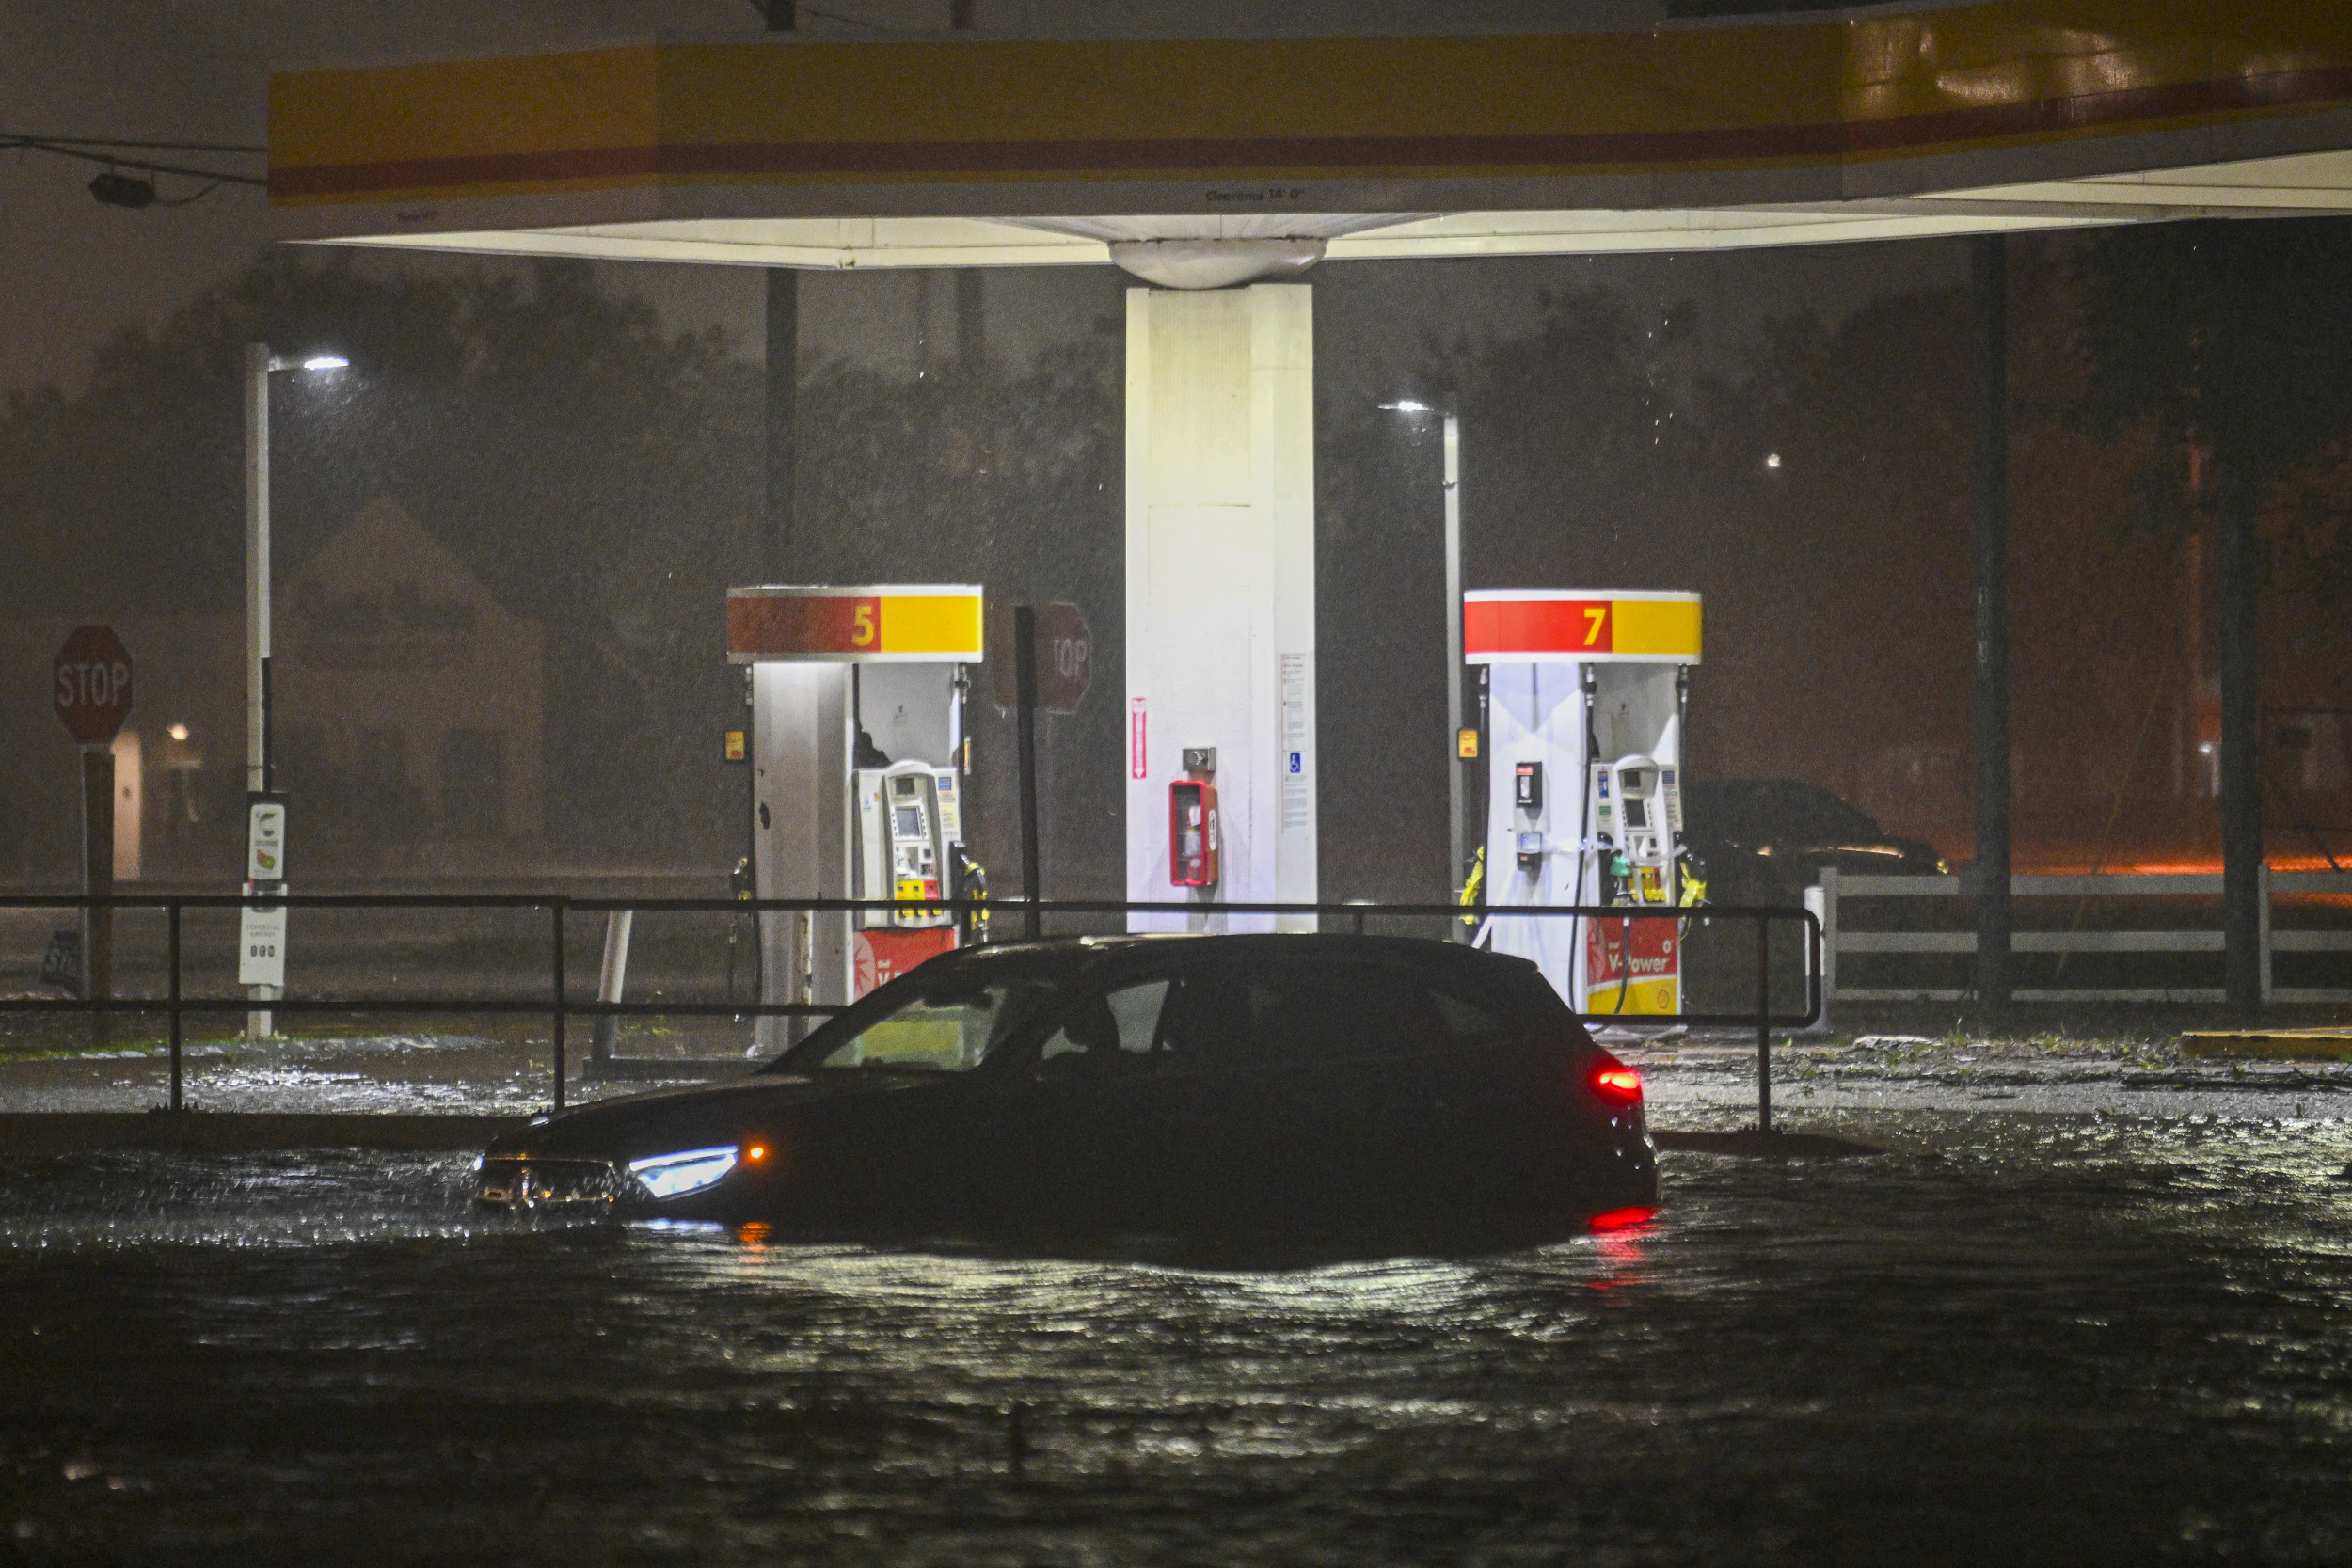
[167,724,190,740]
[300,355,349,371]
[1589,1059,1644,1101]
[1588,1206,1657,1232]
[1380,400,1434,413]
[627,1145,739,1198]
[744,1144,768,1162]
[1765,451,1782,468]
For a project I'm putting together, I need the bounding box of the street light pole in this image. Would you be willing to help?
[244,343,275,1038]
[242,345,347,1039]
[1382,402,1470,933]
[1442,414,1466,933]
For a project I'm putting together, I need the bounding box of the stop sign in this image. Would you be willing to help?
[991,602,1092,714]
[53,626,134,746]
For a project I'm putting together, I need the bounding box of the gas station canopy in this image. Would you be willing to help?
[272,1,2352,276]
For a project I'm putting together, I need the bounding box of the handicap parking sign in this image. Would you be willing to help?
[1288,752,1302,774]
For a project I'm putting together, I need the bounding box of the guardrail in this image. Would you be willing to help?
[0,894,1820,1131]
[1810,866,2352,1015]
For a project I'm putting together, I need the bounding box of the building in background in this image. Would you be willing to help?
[276,496,547,877]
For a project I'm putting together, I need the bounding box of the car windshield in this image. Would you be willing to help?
[787,976,1053,1072]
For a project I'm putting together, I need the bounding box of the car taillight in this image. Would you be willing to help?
[1588,1206,1656,1232]
[1588,1053,1643,1103]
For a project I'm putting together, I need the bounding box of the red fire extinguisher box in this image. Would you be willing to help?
[1169,779,1219,887]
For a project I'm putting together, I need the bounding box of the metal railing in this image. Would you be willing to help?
[1811,866,2352,1015]
[0,894,1820,1130]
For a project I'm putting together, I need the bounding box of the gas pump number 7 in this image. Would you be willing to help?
[1582,605,1610,646]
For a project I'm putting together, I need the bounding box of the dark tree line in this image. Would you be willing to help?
[8,223,2352,890]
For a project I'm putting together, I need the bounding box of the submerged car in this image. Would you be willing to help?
[478,933,1656,1246]
[1679,777,1946,908]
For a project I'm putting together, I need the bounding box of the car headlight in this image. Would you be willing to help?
[628,1146,739,1198]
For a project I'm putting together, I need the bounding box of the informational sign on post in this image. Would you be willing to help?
[239,792,289,989]
[245,795,287,881]
[237,901,288,988]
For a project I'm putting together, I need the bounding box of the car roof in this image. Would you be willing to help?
[945,931,1539,981]
[1679,777,1888,842]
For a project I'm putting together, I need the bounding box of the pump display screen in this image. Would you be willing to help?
[895,807,923,837]
[1624,798,1649,830]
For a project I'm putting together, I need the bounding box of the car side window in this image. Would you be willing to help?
[1038,979,1172,1070]
[1427,985,1510,1043]
[1216,964,1446,1065]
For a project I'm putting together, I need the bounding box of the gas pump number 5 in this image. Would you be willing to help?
[851,601,877,648]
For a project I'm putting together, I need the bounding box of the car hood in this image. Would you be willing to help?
[1687,832,1941,873]
[484,1071,936,1163]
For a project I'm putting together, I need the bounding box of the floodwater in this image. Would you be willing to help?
[6,1106,2352,1564]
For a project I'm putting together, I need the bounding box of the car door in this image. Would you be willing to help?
[1149,958,1452,1229]
[1368,971,1553,1212]
[1006,973,1184,1234]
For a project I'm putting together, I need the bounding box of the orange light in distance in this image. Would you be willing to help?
[745,1144,768,1162]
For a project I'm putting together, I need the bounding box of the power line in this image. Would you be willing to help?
[2,132,265,154]
[2,135,265,193]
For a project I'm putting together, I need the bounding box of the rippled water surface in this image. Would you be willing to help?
[5,1113,2351,1565]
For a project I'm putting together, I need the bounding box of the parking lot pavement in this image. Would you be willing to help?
[1620,1027,2352,1123]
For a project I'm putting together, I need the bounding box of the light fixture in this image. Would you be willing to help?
[88,171,156,209]
[300,355,348,372]
[1765,452,1783,469]
[167,724,190,741]
[627,1146,739,1198]
[1380,400,1435,414]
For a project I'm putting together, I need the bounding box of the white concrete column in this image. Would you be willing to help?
[753,661,853,1048]
[1486,661,1587,993]
[1124,284,1316,932]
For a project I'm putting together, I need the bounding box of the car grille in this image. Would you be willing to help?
[476,1156,626,1208]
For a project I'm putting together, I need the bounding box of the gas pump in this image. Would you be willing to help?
[1464,590,1702,1015]
[856,760,959,927]
[727,585,985,1047]
[1582,753,1691,1014]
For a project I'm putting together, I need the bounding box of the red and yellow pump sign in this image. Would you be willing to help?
[727,585,983,663]
[1463,590,1701,665]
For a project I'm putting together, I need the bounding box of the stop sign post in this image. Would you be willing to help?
[53,626,134,1044]
[990,603,1091,937]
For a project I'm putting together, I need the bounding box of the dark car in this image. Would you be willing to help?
[1679,777,1946,908]
[478,934,1657,1249]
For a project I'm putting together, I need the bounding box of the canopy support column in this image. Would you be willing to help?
[1971,234,2011,1011]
